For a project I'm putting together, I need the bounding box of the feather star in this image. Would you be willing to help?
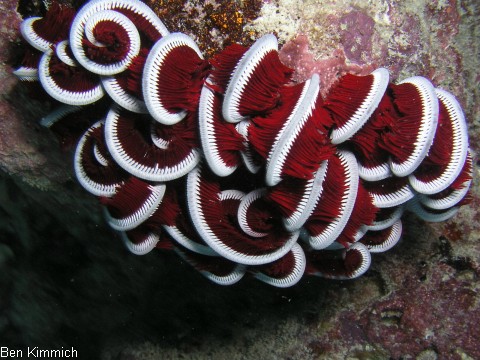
[13,0,472,287]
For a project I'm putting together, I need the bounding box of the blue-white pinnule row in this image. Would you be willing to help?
[120,230,160,255]
[20,16,52,52]
[311,243,371,280]
[187,165,300,266]
[69,0,169,76]
[366,206,405,231]
[199,261,247,286]
[55,40,77,67]
[73,11,141,75]
[38,45,105,105]
[409,88,469,194]
[369,181,415,209]
[163,223,217,256]
[102,74,148,114]
[40,104,82,127]
[366,220,403,253]
[174,247,247,286]
[283,160,329,232]
[143,33,204,124]
[304,150,359,250]
[253,243,306,288]
[407,196,460,223]
[104,106,201,182]
[93,144,109,167]
[418,179,471,210]
[12,66,38,81]
[404,153,472,222]
[330,68,390,145]
[390,76,439,177]
[198,77,238,177]
[74,120,123,197]
[358,157,392,183]
[265,74,320,187]
[222,34,279,123]
[104,183,166,231]
[235,120,262,174]
[237,189,269,237]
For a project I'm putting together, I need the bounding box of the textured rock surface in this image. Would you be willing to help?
[0,0,478,359]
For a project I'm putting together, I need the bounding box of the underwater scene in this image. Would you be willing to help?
[0,0,479,358]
